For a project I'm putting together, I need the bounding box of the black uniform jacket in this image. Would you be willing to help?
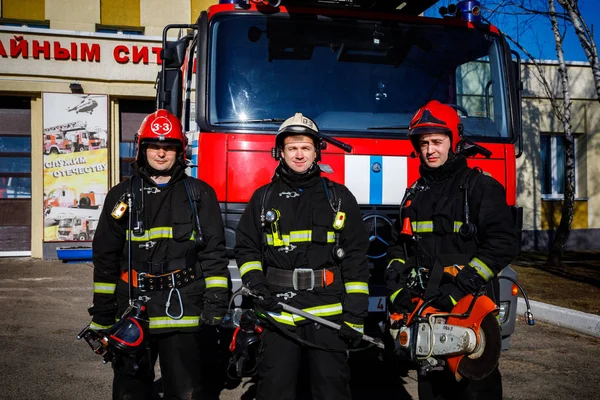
[235,165,370,328]
[386,156,519,298]
[89,165,229,334]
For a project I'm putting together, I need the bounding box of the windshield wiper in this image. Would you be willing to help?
[214,118,286,124]
[367,125,410,130]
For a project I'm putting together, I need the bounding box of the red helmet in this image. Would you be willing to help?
[408,100,463,153]
[135,109,187,165]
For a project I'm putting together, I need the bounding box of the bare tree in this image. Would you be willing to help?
[546,0,575,266]
[556,0,600,102]
[483,0,594,265]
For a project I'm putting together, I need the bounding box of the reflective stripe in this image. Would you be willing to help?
[205,276,228,289]
[386,258,405,269]
[294,303,343,321]
[149,316,200,329]
[345,281,369,295]
[89,321,113,330]
[126,227,196,242]
[411,221,433,233]
[267,302,344,326]
[94,282,116,294]
[390,288,403,303]
[469,258,494,282]
[239,261,263,277]
[344,321,364,334]
[266,230,336,246]
[449,295,458,306]
[267,311,297,325]
[289,230,312,242]
[453,221,463,232]
[411,221,463,233]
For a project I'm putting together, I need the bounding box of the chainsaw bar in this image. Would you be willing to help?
[456,312,501,380]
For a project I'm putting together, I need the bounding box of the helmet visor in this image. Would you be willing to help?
[408,125,452,138]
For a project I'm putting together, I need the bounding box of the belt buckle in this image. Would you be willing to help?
[292,268,315,291]
[137,272,148,292]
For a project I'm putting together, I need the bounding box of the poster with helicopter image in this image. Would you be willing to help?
[42,92,109,242]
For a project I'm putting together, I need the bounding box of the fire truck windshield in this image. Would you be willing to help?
[208,14,511,140]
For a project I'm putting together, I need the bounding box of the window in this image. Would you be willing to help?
[0,97,31,199]
[119,100,155,181]
[540,134,578,199]
[0,96,31,253]
[1,0,49,28]
[98,0,143,34]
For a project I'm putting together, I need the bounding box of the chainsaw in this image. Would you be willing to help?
[389,289,524,382]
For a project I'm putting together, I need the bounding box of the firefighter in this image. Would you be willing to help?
[87,109,229,399]
[235,113,370,400]
[384,101,519,399]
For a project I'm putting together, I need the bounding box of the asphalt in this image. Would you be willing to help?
[517,298,600,338]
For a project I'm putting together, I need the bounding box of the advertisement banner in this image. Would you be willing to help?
[42,93,108,242]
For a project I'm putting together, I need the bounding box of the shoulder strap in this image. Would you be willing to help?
[321,177,340,211]
[183,177,206,249]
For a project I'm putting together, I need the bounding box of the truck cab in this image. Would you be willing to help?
[158,0,523,347]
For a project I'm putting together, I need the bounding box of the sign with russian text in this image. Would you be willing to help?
[0,28,161,82]
[42,93,109,242]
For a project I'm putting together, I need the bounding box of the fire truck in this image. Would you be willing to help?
[57,215,99,241]
[156,0,523,346]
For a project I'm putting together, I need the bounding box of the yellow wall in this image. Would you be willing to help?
[541,200,589,230]
[2,0,45,21]
[101,0,140,27]
[190,0,216,23]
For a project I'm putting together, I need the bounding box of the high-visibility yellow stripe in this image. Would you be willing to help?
[386,258,405,269]
[266,230,336,246]
[205,276,228,289]
[149,316,200,329]
[345,281,369,295]
[390,288,403,303]
[239,261,263,277]
[343,321,364,334]
[453,221,463,232]
[411,221,464,233]
[89,321,114,330]
[94,282,116,294]
[469,258,494,281]
[266,302,344,325]
[267,311,297,325]
[126,227,196,242]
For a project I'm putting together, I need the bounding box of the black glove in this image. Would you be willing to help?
[201,306,227,326]
[434,266,487,311]
[338,322,363,347]
[88,304,116,330]
[251,283,283,312]
[389,287,417,314]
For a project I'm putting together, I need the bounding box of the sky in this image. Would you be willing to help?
[424,0,600,62]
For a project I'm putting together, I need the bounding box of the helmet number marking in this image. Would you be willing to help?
[150,116,172,135]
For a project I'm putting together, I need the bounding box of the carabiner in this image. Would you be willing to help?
[166,282,184,320]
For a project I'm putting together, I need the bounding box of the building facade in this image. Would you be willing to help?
[518,60,600,250]
[0,1,598,258]
[0,0,214,258]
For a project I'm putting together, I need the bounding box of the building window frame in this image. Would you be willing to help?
[540,133,579,200]
[95,23,145,35]
[0,17,50,28]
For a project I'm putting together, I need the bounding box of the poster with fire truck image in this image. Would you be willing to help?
[42,93,109,242]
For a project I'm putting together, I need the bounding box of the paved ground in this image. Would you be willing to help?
[1,257,599,400]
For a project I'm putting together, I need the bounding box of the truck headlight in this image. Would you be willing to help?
[498,301,510,324]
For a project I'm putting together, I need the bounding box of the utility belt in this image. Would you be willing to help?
[120,263,202,292]
[266,266,339,291]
